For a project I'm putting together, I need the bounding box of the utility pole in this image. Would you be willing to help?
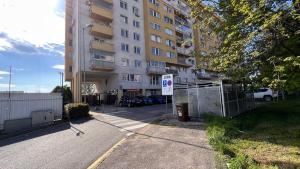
[8,66,12,99]
[59,72,64,113]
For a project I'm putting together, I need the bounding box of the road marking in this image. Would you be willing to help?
[126,132,134,136]
[87,138,127,169]
[120,123,149,132]
[109,118,130,124]
[116,117,157,127]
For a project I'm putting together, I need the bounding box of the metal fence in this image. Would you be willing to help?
[172,81,255,118]
[0,93,63,130]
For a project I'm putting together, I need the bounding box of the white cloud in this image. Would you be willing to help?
[52,64,64,70]
[0,71,10,75]
[0,38,12,51]
[0,77,3,80]
[0,0,64,47]
[0,83,16,89]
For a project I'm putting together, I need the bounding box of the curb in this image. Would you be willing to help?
[87,138,127,169]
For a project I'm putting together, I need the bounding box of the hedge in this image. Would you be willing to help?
[64,103,90,119]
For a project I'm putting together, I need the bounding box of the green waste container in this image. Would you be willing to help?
[176,103,190,122]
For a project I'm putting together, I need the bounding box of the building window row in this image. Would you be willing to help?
[122,74,142,82]
[120,15,140,28]
[121,29,141,41]
[121,58,142,68]
[151,47,176,58]
[121,43,141,55]
[120,0,140,17]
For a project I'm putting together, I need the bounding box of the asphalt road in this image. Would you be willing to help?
[0,104,169,169]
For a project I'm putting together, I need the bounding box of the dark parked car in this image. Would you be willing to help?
[119,96,143,107]
[136,96,153,105]
[149,95,166,104]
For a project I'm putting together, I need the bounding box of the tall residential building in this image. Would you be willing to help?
[65,0,219,103]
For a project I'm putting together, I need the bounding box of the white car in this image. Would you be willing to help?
[254,88,278,101]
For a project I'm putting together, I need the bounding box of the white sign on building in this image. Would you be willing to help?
[162,74,173,96]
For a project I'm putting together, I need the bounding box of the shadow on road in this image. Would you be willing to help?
[0,122,71,147]
[92,117,212,151]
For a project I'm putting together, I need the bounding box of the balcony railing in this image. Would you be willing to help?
[147,66,166,75]
[176,47,194,56]
[90,59,115,71]
[90,23,113,38]
[90,41,114,53]
[166,69,179,76]
[90,4,113,21]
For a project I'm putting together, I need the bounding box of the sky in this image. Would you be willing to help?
[0,0,65,93]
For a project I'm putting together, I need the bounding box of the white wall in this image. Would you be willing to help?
[0,93,63,130]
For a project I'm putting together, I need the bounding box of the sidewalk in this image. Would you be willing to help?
[97,114,216,169]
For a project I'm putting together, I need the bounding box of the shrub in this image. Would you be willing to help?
[230,154,260,169]
[64,103,90,119]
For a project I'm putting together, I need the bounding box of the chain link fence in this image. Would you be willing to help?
[172,81,255,118]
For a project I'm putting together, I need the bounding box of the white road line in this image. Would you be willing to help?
[126,132,134,136]
[106,111,128,115]
[116,117,156,127]
[109,119,130,124]
[120,123,149,132]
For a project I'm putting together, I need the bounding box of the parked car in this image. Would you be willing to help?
[149,95,165,104]
[136,96,153,106]
[254,88,278,101]
[119,96,142,107]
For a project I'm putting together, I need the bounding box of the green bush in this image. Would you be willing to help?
[64,103,90,119]
[229,154,260,169]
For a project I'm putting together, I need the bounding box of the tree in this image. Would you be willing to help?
[187,0,300,93]
[52,85,73,103]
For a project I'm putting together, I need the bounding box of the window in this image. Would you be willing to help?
[121,29,129,37]
[166,51,176,58]
[134,60,142,68]
[122,74,142,82]
[150,76,160,85]
[132,6,139,16]
[165,39,174,47]
[149,61,165,68]
[121,58,129,66]
[165,28,173,35]
[164,16,173,24]
[120,0,127,9]
[134,46,141,54]
[94,54,106,60]
[149,9,160,18]
[152,47,162,56]
[121,43,129,52]
[151,35,161,43]
[149,0,159,7]
[133,20,140,28]
[164,5,173,13]
[133,33,140,41]
[120,15,128,24]
[150,22,160,31]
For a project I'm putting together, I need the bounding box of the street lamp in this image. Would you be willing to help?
[82,24,94,103]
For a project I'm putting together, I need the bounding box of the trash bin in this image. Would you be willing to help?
[176,103,189,122]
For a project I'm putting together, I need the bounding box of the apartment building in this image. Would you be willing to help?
[65,0,219,103]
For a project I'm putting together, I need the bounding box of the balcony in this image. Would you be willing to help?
[177,57,193,67]
[90,59,115,71]
[147,66,166,75]
[90,23,113,38]
[166,69,179,76]
[175,25,192,34]
[91,41,114,53]
[177,47,193,56]
[90,5,113,21]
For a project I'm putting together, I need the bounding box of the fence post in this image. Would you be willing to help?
[235,87,240,115]
[220,81,226,117]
